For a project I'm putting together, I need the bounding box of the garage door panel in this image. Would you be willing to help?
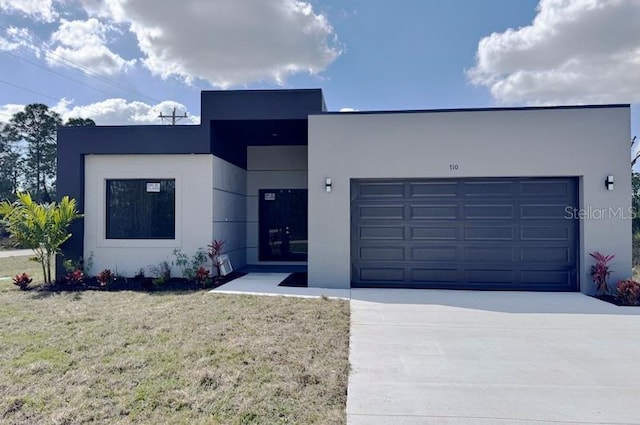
[411,246,458,262]
[520,247,570,263]
[464,246,515,262]
[359,182,404,198]
[464,181,514,196]
[465,204,514,219]
[521,204,570,219]
[410,226,459,240]
[412,268,459,283]
[359,267,405,282]
[410,205,459,219]
[359,246,405,261]
[359,225,404,240]
[409,181,459,197]
[520,270,573,286]
[465,225,514,241]
[521,226,570,241]
[351,178,578,291]
[465,269,516,284]
[358,205,404,220]
[520,180,572,197]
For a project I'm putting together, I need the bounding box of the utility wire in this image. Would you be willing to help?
[1,50,125,99]
[0,23,164,105]
[0,78,106,117]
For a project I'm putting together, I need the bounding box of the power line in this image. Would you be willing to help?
[0,23,164,105]
[0,50,125,99]
[0,78,105,117]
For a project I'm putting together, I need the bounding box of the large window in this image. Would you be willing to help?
[106,179,175,239]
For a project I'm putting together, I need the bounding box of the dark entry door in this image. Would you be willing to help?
[259,189,308,261]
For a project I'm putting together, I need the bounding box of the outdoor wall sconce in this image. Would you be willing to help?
[605,175,614,191]
[325,177,332,193]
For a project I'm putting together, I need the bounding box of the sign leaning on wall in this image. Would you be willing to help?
[217,255,233,276]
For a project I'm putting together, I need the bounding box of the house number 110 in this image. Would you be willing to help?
[449,164,459,171]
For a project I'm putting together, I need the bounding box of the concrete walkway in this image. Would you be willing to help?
[347,289,640,424]
[0,249,32,258]
[211,272,350,299]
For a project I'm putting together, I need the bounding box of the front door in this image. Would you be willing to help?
[259,189,308,261]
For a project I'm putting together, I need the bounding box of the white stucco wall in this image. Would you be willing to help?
[246,145,308,264]
[308,106,631,291]
[84,154,213,277]
[212,156,247,269]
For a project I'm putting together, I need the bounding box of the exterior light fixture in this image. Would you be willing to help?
[325,177,332,193]
[605,175,614,191]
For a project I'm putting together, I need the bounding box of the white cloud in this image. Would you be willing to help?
[0,104,26,123]
[0,27,39,53]
[0,0,57,22]
[47,18,135,76]
[339,107,358,112]
[52,98,200,125]
[468,0,640,105]
[81,0,341,87]
[0,99,199,126]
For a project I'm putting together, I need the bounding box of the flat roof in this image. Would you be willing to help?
[313,103,630,116]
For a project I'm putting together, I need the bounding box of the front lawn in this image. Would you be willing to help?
[0,256,350,424]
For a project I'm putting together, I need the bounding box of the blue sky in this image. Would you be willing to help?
[0,0,638,138]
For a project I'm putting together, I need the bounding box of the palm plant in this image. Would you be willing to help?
[0,193,81,285]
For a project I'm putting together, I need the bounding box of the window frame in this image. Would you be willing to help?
[105,178,176,240]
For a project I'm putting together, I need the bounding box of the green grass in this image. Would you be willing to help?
[0,256,350,424]
[0,254,43,284]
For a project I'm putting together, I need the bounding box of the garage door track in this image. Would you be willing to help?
[347,290,640,424]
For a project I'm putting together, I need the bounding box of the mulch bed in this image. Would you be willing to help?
[592,294,639,307]
[41,271,247,293]
[278,272,308,288]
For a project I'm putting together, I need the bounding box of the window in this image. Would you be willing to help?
[106,179,175,239]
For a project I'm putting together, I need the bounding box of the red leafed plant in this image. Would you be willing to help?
[195,266,210,287]
[65,269,85,285]
[97,269,114,287]
[12,272,32,290]
[616,280,640,305]
[589,252,615,295]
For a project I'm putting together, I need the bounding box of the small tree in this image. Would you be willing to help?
[0,193,81,285]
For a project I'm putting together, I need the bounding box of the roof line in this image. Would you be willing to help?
[201,88,323,94]
[314,104,631,116]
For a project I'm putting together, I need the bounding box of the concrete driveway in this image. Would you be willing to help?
[347,290,640,425]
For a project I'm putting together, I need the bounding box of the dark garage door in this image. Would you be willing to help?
[351,178,578,291]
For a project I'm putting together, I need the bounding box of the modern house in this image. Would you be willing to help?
[57,89,632,293]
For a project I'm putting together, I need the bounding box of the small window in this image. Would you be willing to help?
[106,179,175,239]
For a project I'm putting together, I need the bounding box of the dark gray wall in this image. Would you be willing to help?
[201,89,326,121]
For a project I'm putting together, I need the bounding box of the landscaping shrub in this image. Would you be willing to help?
[589,251,615,295]
[12,272,32,290]
[97,269,114,287]
[194,266,210,287]
[616,279,640,305]
[172,248,208,280]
